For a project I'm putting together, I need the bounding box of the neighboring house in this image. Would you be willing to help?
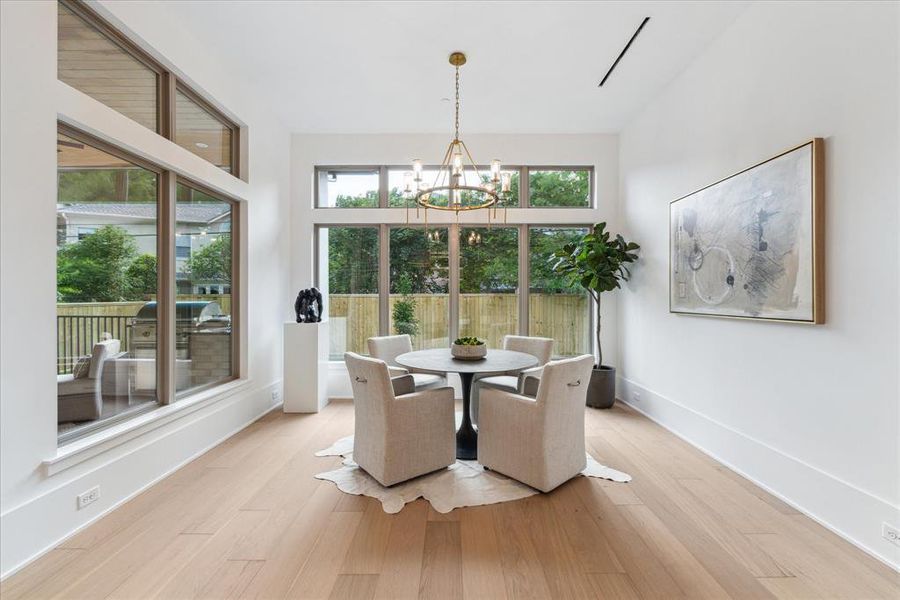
[56,202,231,294]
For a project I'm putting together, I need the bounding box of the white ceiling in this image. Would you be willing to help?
[162,1,749,134]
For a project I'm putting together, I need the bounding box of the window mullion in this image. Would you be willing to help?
[161,72,176,140]
[519,224,529,336]
[520,166,528,207]
[157,171,177,405]
[379,166,388,208]
[449,222,460,343]
[378,225,390,336]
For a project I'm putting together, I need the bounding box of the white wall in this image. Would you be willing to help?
[0,0,291,577]
[290,133,620,396]
[617,1,899,568]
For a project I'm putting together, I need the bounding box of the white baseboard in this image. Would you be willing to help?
[616,376,900,572]
[0,380,283,580]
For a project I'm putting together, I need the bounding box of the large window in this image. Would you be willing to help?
[57,130,161,442]
[57,1,241,177]
[459,226,519,348]
[320,227,379,360]
[390,227,450,350]
[316,165,595,359]
[175,183,236,394]
[56,127,242,444]
[529,227,592,356]
[54,3,244,444]
[317,224,592,360]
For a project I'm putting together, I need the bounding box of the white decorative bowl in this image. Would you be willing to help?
[451,343,487,360]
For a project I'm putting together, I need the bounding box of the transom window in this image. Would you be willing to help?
[316,166,593,208]
[57,0,241,177]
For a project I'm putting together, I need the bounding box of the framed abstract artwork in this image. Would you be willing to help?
[669,139,824,323]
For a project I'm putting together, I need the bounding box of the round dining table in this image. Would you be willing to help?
[395,348,538,460]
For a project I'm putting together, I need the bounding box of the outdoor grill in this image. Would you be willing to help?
[130,301,231,359]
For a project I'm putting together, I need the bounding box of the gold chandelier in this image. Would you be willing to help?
[403,52,512,224]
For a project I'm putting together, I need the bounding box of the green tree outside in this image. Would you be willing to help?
[391,272,419,337]
[125,254,157,300]
[57,225,139,302]
[185,235,232,283]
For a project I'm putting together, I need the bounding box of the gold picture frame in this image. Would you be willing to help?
[669,139,824,324]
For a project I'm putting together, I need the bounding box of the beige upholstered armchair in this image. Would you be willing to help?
[57,339,123,423]
[470,335,554,424]
[367,334,447,391]
[345,352,456,486]
[479,354,594,492]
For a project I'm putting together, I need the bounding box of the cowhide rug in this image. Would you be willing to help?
[315,434,631,514]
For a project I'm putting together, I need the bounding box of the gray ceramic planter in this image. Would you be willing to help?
[586,366,616,409]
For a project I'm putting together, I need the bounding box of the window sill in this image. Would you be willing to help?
[43,377,252,476]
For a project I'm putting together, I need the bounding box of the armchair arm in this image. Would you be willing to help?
[388,366,410,377]
[481,386,539,412]
[391,374,416,397]
[516,366,544,397]
[520,375,541,398]
[519,365,544,378]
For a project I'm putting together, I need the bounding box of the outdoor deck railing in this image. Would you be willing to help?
[56,315,134,374]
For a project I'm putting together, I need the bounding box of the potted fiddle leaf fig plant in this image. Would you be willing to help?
[551,222,639,408]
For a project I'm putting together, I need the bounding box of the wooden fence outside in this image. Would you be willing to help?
[328,293,589,359]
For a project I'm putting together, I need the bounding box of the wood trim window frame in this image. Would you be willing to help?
[57,0,242,179]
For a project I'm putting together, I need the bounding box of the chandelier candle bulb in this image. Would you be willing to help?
[501,172,512,193]
[412,159,423,179]
[491,159,501,181]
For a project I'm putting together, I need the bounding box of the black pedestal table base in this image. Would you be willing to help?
[393,349,539,462]
[456,372,477,459]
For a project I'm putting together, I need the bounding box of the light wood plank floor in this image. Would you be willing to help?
[3,400,897,599]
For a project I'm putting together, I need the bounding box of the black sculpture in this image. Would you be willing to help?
[294,287,323,323]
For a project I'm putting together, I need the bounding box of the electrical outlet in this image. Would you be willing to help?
[884,522,900,546]
[631,390,641,402]
[271,389,280,402]
[77,486,100,510]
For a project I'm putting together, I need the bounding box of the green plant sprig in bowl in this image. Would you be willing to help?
[453,336,484,346]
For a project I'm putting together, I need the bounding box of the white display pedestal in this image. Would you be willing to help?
[283,321,329,413]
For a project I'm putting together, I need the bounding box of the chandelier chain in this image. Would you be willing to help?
[454,65,460,140]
